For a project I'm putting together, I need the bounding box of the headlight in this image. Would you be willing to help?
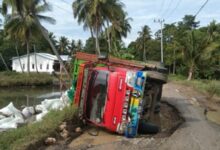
[122,115,127,122]
[124,103,128,108]
[125,96,130,102]
[126,90,131,96]
[123,109,127,114]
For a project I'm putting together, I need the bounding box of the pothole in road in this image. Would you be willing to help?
[36,101,184,150]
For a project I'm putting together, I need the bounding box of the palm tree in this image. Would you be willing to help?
[137,25,151,61]
[48,32,57,46]
[183,29,219,80]
[2,0,23,15]
[58,36,69,54]
[4,0,55,73]
[76,39,83,51]
[69,39,77,55]
[108,15,132,53]
[102,0,125,52]
[3,0,70,77]
[72,0,126,55]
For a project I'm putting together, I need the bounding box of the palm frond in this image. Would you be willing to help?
[37,15,56,24]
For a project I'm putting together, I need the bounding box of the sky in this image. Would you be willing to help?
[2,0,220,45]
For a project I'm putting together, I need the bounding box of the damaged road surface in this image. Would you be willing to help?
[44,83,220,150]
[68,83,220,150]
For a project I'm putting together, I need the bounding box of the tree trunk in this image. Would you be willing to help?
[173,48,176,74]
[15,44,24,73]
[27,41,30,74]
[113,41,118,55]
[187,64,194,81]
[89,26,94,38]
[34,17,70,79]
[95,33,100,55]
[0,53,9,71]
[95,16,101,55]
[143,39,146,61]
[89,27,96,52]
[107,21,111,53]
[34,45,38,73]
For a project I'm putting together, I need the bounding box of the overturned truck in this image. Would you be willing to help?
[68,52,167,138]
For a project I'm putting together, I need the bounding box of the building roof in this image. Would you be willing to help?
[12,53,71,61]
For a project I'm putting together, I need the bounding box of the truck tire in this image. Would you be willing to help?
[138,120,159,134]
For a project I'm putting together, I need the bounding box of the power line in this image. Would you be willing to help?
[165,0,182,20]
[159,0,166,16]
[53,3,72,14]
[161,0,174,18]
[194,0,209,18]
[60,0,71,5]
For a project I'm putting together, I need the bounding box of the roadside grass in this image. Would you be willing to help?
[169,74,220,98]
[0,71,54,87]
[0,106,78,150]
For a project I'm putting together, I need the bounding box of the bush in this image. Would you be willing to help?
[0,106,78,150]
[0,72,54,87]
[169,75,220,97]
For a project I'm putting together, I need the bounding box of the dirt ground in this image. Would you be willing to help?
[41,82,220,150]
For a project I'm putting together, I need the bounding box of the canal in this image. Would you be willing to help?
[0,86,62,109]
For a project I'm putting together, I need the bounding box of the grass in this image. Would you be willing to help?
[0,71,54,87]
[0,106,78,150]
[169,74,220,97]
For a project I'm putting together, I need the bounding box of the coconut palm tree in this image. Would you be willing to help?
[76,39,83,51]
[102,0,125,52]
[72,0,94,38]
[69,39,77,55]
[2,0,23,15]
[48,32,57,46]
[58,36,69,54]
[72,0,126,55]
[3,0,70,77]
[4,0,55,73]
[108,15,132,53]
[136,25,151,61]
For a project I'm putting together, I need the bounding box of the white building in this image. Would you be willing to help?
[12,53,70,73]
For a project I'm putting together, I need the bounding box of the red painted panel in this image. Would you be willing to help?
[74,64,85,106]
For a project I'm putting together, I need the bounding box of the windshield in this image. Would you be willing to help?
[86,70,109,123]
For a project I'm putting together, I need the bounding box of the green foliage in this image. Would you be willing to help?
[169,75,220,97]
[127,15,220,80]
[72,0,130,55]
[0,72,54,87]
[206,81,220,99]
[0,106,78,150]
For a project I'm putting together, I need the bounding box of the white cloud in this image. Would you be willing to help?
[1,0,219,45]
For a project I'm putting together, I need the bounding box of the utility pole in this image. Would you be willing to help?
[154,19,165,63]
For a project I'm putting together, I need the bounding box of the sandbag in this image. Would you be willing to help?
[0,102,23,119]
[22,107,35,118]
[0,116,18,129]
[0,114,5,120]
[0,115,24,129]
[36,111,48,122]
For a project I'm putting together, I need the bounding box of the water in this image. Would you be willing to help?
[207,109,220,126]
[0,86,62,110]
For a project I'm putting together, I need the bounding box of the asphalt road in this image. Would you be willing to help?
[73,83,220,150]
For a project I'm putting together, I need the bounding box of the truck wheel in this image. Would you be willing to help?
[138,119,159,134]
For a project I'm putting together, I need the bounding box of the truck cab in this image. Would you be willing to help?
[68,52,167,138]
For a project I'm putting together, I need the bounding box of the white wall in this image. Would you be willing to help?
[12,54,55,73]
